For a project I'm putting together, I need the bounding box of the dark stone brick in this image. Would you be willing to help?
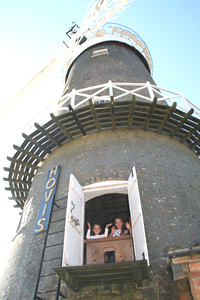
[1,129,199,299]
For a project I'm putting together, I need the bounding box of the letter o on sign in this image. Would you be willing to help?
[46,178,56,189]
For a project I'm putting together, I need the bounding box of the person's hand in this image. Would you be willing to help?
[125,222,132,234]
[125,222,131,231]
[87,222,91,230]
[110,226,116,236]
[106,223,113,229]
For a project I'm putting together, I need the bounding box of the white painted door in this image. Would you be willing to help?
[62,174,84,266]
[128,167,149,265]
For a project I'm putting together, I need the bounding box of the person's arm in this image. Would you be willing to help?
[125,222,132,235]
[86,229,91,239]
[86,222,91,239]
[104,223,112,237]
[104,228,108,237]
[109,226,116,237]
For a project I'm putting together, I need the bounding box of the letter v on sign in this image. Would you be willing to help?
[45,189,54,202]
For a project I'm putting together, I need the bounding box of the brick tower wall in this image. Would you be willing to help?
[59,41,167,110]
[1,129,199,299]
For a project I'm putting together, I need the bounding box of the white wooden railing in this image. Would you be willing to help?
[23,80,200,135]
[56,81,200,116]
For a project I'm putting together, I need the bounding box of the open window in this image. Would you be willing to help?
[62,166,149,266]
[54,167,149,290]
[84,192,134,265]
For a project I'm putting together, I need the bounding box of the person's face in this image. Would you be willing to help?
[115,218,123,230]
[93,225,101,235]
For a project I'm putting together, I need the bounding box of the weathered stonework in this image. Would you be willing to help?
[1,129,199,299]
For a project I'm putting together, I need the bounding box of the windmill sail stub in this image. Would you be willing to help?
[1,0,136,116]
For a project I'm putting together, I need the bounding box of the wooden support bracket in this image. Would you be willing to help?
[22,133,52,154]
[128,95,136,130]
[50,113,73,141]
[170,108,194,138]
[110,96,116,129]
[7,156,39,170]
[34,122,61,147]
[143,97,157,130]
[13,145,45,162]
[68,105,86,136]
[89,100,100,131]
[157,102,177,133]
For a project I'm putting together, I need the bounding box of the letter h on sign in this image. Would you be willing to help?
[33,165,61,235]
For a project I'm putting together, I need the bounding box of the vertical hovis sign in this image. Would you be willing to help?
[33,165,61,235]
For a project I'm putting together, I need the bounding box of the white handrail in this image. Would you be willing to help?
[23,81,200,134]
[58,81,200,115]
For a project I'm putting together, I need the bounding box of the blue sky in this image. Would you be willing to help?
[1,0,200,105]
[0,0,200,276]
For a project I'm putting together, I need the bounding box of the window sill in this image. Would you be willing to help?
[53,260,148,292]
[84,234,132,243]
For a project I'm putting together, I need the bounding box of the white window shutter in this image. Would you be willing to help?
[128,167,149,265]
[62,174,85,266]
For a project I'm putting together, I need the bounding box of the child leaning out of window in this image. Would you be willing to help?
[86,222,112,239]
[109,217,132,237]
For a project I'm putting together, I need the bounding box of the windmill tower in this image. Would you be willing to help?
[1,1,200,299]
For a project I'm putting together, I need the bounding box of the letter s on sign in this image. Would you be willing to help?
[35,218,46,233]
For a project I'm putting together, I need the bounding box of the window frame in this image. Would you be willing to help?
[62,167,149,266]
[91,48,109,57]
